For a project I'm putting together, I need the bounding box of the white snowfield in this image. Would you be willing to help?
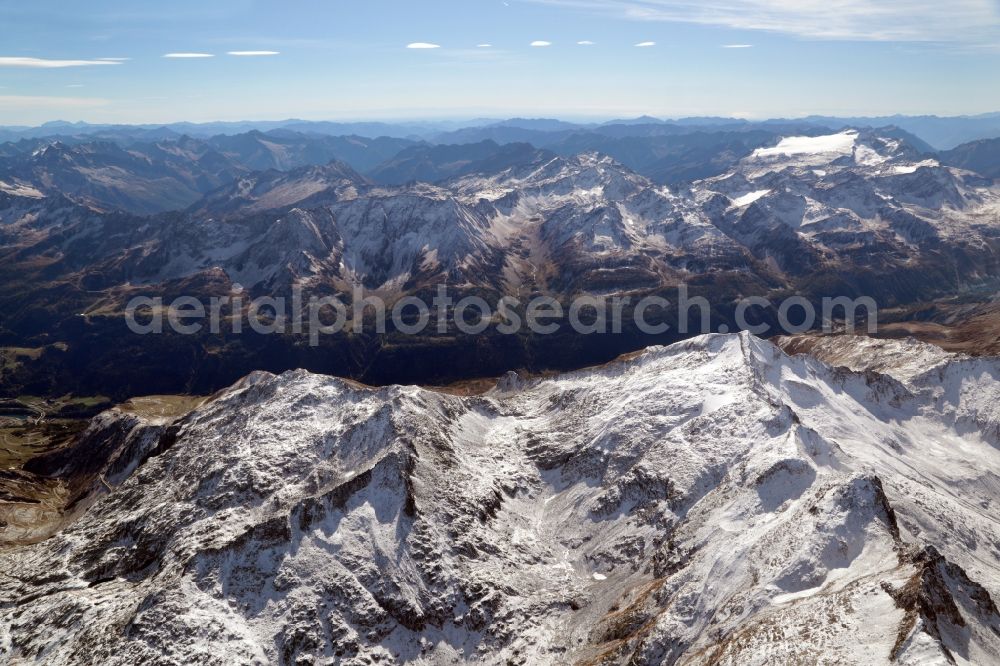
[3,333,1000,665]
[751,130,859,159]
[730,189,771,207]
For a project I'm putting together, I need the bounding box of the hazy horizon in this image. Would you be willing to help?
[2,0,999,125]
[4,110,1000,130]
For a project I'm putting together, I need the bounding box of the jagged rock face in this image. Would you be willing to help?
[3,333,1000,664]
[188,161,370,221]
[0,140,245,215]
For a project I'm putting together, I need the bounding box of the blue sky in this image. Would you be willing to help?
[0,0,998,124]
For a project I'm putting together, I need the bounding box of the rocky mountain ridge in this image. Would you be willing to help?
[3,333,1000,664]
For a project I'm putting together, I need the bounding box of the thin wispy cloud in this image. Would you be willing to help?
[527,0,1000,42]
[163,53,215,58]
[227,51,280,56]
[531,40,553,47]
[407,43,441,49]
[723,44,754,48]
[635,41,656,47]
[477,44,493,48]
[577,40,596,45]
[0,57,122,68]
[97,57,130,62]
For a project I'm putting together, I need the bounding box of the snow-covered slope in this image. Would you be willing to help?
[3,333,1000,664]
[692,128,1000,287]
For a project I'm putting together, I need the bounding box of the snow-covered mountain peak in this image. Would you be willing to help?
[743,128,924,178]
[452,151,650,208]
[4,333,1000,664]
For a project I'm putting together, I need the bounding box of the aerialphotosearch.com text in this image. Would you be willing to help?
[124,284,878,345]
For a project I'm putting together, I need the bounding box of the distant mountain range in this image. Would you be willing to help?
[2,125,998,398]
[2,112,1000,149]
[0,132,415,214]
[4,117,997,217]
